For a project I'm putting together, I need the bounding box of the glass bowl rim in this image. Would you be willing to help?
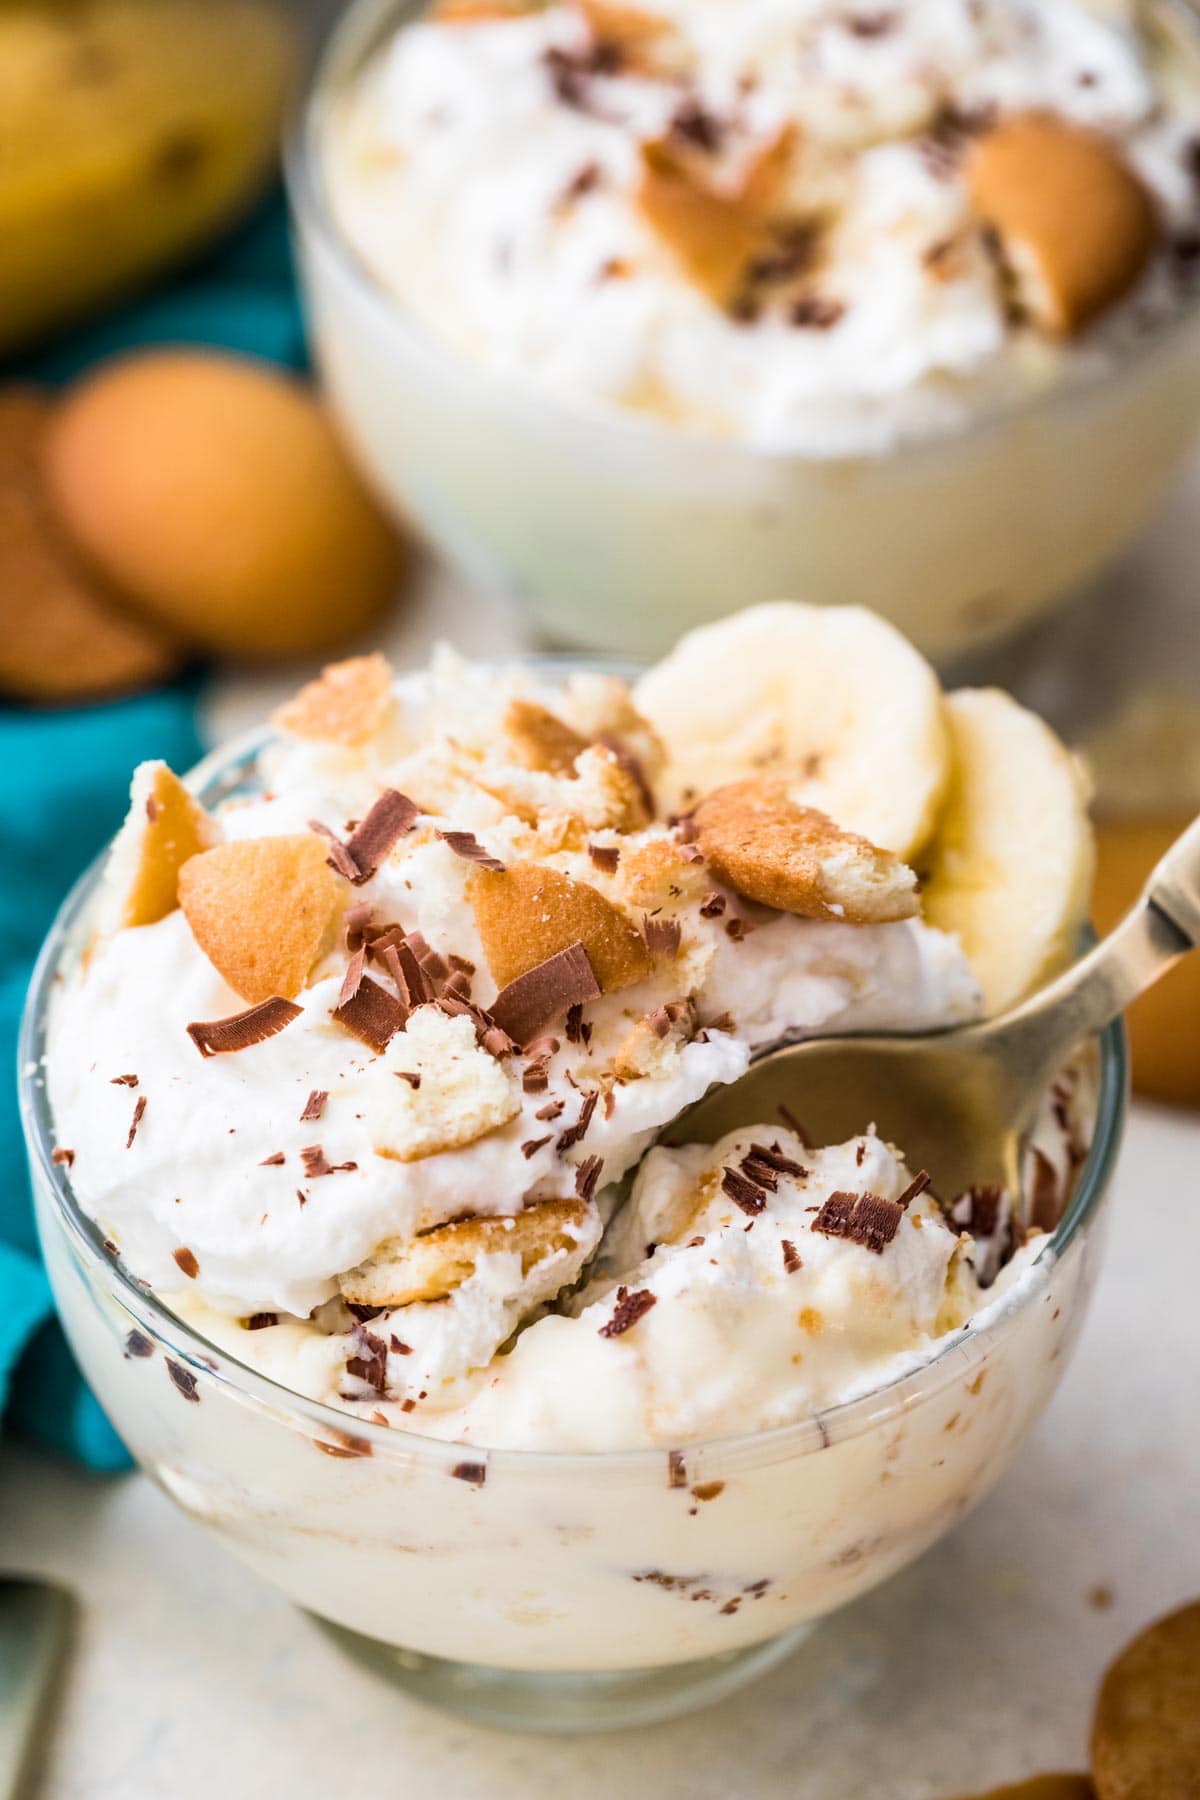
[284,0,1200,471]
[19,661,1128,1478]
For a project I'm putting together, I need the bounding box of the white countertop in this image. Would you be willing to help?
[3,1100,1198,1800]
[5,544,1200,1799]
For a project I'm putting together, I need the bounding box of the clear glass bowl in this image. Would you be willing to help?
[287,0,1200,664]
[19,718,1128,1732]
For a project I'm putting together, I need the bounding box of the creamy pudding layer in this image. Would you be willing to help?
[323,0,1200,453]
[47,606,1095,1450]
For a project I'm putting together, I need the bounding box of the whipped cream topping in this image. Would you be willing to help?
[47,648,992,1429]
[322,0,1200,453]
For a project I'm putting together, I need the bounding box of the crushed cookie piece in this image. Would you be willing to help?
[172,1246,199,1279]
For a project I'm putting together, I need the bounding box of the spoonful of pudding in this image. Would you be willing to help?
[662,813,1200,1204]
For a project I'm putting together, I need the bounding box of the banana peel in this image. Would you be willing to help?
[0,0,296,355]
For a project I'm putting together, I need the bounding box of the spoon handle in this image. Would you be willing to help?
[996,811,1200,1074]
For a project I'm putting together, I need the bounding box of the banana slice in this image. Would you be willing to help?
[922,689,1094,1015]
[634,602,950,859]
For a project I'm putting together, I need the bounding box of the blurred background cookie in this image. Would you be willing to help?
[0,387,180,703]
[1091,1601,1200,1799]
[43,349,407,660]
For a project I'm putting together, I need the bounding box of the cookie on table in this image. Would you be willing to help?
[1091,1601,1200,1800]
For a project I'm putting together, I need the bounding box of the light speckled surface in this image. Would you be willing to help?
[4,1099,1198,1800]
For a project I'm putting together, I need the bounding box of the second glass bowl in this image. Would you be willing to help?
[288,0,1200,663]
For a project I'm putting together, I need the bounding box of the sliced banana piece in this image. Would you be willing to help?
[922,688,1094,1015]
[635,602,950,859]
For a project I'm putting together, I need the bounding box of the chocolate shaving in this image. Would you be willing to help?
[125,1094,146,1149]
[339,945,366,1009]
[575,1154,603,1200]
[389,1335,412,1355]
[777,1104,812,1146]
[442,968,472,1003]
[394,1070,422,1089]
[172,1246,199,1279]
[437,829,505,872]
[346,1328,388,1394]
[260,1151,286,1166]
[895,1169,932,1210]
[781,1239,803,1274]
[948,1183,1004,1239]
[557,1088,598,1152]
[813,1190,904,1254]
[521,1135,552,1159]
[300,1145,357,1178]
[166,1359,200,1403]
[746,1143,807,1179]
[343,901,374,949]
[599,1286,657,1338]
[489,942,601,1046]
[522,1056,551,1094]
[699,891,726,918]
[1029,1150,1061,1233]
[52,1147,75,1168]
[721,1166,766,1216]
[667,1448,688,1488]
[346,1303,383,1323]
[481,1025,515,1059]
[187,997,302,1058]
[247,1313,278,1330]
[334,976,407,1055]
[344,790,419,882]
[312,823,361,883]
[565,1002,585,1044]
[448,953,476,977]
[300,1089,328,1123]
[125,1329,154,1358]
[670,96,724,152]
[451,1460,487,1487]
[640,914,682,957]
[111,1073,139,1087]
[792,295,846,330]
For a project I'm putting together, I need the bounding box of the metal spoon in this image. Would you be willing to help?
[662,815,1200,1203]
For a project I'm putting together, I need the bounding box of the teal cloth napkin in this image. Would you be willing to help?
[1,196,306,1470]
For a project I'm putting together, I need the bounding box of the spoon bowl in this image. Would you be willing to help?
[666,813,1200,1202]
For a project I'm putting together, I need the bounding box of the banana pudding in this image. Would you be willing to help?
[47,604,1092,1442]
[294,0,1200,658]
[30,605,1113,1716]
[325,0,1200,452]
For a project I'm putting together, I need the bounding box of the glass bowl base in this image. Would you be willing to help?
[313,1618,813,1732]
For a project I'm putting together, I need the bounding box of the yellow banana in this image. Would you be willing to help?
[0,0,296,354]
